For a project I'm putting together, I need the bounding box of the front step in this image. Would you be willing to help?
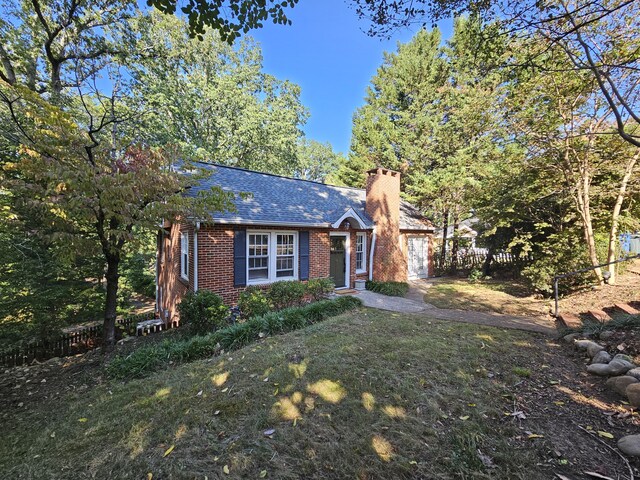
[557,312,582,329]
[587,309,613,323]
[614,303,640,316]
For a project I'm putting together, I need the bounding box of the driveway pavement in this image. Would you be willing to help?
[350,284,556,335]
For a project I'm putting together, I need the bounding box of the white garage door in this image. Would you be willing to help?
[408,236,429,279]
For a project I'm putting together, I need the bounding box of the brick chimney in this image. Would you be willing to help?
[365,168,407,281]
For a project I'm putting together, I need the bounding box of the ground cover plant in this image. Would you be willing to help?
[365,280,409,297]
[2,308,637,479]
[108,296,361,379]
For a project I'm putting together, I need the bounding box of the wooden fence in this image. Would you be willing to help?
[0,313,160,368]
[434,249,533,275]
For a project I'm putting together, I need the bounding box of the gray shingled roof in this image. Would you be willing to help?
[184,163,433,231]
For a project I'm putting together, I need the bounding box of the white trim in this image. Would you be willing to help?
[407,235,429,279]
[246,230,299,285]
[355,232,367,274]
[194,222,200,292]
[369,227,377,281]
[329,232,350,289]
[331,207,369,229]
[180,232,189,281]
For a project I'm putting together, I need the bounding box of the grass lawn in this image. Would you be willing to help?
[1,308,635,479]
[424,278,550,317]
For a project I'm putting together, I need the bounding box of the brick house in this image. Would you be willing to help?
[156,164,434,321]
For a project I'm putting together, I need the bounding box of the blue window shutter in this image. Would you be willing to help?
[234,229,247,287]
[299,231,310,281]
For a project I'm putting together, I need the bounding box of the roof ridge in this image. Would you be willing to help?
[189,160,366,193]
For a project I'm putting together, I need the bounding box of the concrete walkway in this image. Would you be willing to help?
[352,285,557,335]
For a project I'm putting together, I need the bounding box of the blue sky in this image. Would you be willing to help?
[251,0,453,154]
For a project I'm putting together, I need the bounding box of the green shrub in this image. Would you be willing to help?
[365,280,409,297]
[177,290,229,336]
[107,295,363,379]
[306,278,335,301]
[267,280,307,310]
[238,286,271,319]
[468,268,483,283]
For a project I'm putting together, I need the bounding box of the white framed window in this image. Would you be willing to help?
[180,232,189,280]
[248,232,270,281]
[356,232,366,273]
[247,231,298,284]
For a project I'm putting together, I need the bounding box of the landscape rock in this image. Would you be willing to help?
[586,363,614,376]
[586,342,605,358]
[562,333,580,343]
[575,339,597,351]
[605,376,639,396]
[575,340,606,358]
[613,354,634,364]
[626,368,640,381]
[591,350,611,365]
[599,330,614,340]
[608,359,635,375]
[626,384,640,408]
[618,435,640,457]
[586,360,634,376]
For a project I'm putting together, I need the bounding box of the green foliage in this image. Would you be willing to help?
[121,252,156,298]
[267,280,307,310]
[293,139,346,182]
[305,278,335,301]
[131,12,308,175]
[107,296,362,379]
[147,0,298,43]
[467,268,484,283]
[365,280,409,297]
[238,286,271,319]
[177,290,229,336]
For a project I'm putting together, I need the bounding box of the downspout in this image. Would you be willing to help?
[368,227,377,281]
[155,229,161,314]
[194,221,200,292]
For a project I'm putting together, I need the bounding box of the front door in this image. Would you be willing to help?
[330,236,347,288]
[408,236,429,279]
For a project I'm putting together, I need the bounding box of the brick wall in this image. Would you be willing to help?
[365,168,408,282]
[157,222,374,319]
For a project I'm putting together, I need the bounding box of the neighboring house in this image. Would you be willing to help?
[435,218,479,251]
[156,164,434,321]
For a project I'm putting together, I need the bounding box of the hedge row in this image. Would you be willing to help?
[365,280,409,297]
[107,295,362,380]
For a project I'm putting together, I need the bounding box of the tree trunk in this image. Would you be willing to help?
[575,172,602,283]
[451,213,460,273]
[606,150,640,284]
[440,209,449,269]
[103,254,120,349]
[483,245,494,277]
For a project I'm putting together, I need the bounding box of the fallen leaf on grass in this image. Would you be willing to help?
[163,445,175,457]
[477,449,496,468]
[555,474,571,480]
[409,461,417,465]
[263,428,275,437]
[596,431,613,439]
[78,418,88,422]
[554,401,565,406]
[528,434,544,439]
[147,474,152,480]
[259,470,267,478]
[584,472,614,480]
[196,390,203,397]
[459,415,470,421]
[223,465,230,474]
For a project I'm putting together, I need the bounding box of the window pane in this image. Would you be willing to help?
[275,234,295,278]
[249,268,269,280]
[248,233,269,281]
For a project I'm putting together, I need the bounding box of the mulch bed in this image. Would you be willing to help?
[507,334,640,479]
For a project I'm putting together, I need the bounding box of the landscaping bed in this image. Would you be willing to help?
[1,309,638,479]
